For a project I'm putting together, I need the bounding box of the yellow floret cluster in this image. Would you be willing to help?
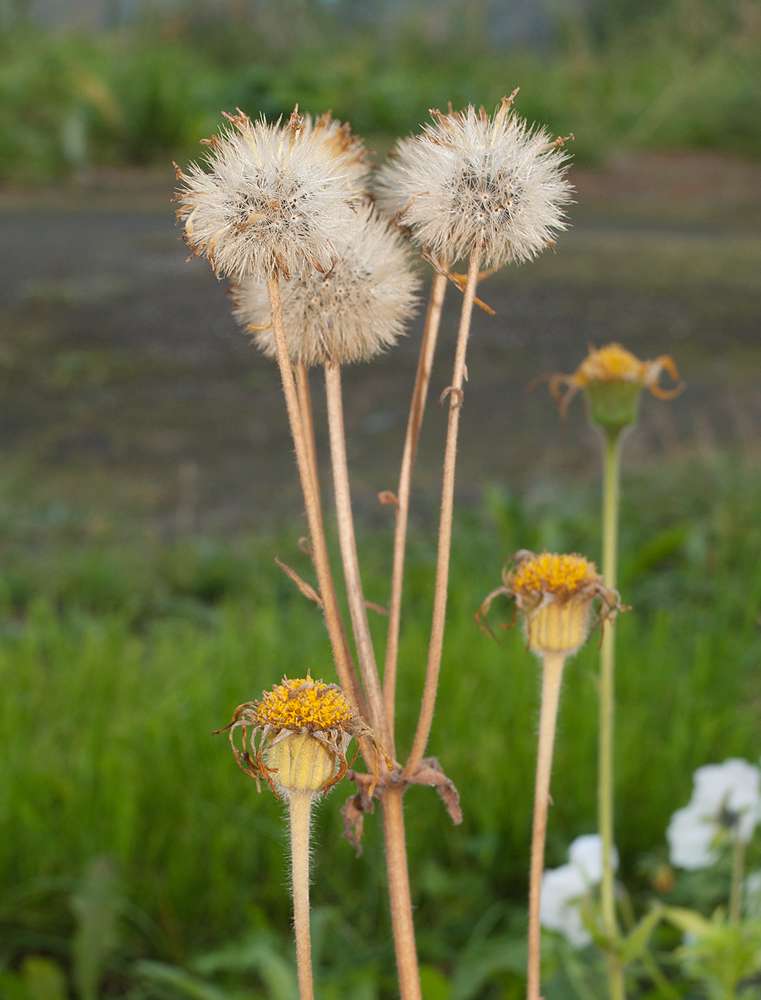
[511,552,599,601]
[255,677,354,731]
[575,343,644,385]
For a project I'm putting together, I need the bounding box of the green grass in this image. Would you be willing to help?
[0,0,759,183]
[1,454,761,998]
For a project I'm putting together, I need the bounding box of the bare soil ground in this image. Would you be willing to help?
[1,150,759,535]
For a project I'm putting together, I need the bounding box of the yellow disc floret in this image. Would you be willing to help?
[575,343,644,385]
[511,552,600,602]
[255,677,354,731]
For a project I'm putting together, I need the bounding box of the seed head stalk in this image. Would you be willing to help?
[405,245,481,778]
[266,277,362,715]
[296,363,367,717]
[527,650,567,1000]
[324,359,423,1000]
[599,426,625,1000]
[384,270,447,750]
[324,360,391,750]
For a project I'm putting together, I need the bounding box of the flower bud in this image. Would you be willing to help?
[267,732,338,797]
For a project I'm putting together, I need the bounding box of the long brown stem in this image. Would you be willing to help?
[527,651,567,1000]
[382,787,423,1000]
[296,363,323,534]
[404,247,480,778]
[324,360,391,750]
[266,277,359,710]
[384,270,447,753]
[296,363,367,718]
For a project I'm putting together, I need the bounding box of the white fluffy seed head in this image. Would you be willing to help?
[175,108,368,281]
[375,94,573,268]
[232,204,420,366]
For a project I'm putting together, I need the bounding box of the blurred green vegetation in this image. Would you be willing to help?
[1,455,760,997]
[0,0,759,183]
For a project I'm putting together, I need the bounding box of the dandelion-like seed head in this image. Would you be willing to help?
[218,675,391,800]
[174,108,367,281]
[375,93,573,269]
[476,550,625,657]
[232,205,419,365]
[548,342,685,431]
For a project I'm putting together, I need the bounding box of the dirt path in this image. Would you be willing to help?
[1,152,759,535]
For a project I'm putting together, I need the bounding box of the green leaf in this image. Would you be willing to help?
[620,905,663,965]
[662,906,715,939]
[134,960,238,1000]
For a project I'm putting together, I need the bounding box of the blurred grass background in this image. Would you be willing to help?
[2,456,761,998]
[0,0,759,183]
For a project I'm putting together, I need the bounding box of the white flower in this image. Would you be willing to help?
[569,833,619,885]
[667,758,761,870]
[232,204,419,366]
[175,108,367,281]
[375,93,572,269]
[540,834,616,947]
[541,864,591,947]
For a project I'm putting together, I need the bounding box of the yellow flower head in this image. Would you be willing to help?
[476,550,625,657]
[254,677,355,731]
[510,551,599,604]
[546,342,685,430]
[217,675,391,799]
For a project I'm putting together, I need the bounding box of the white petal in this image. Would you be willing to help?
[568,834,618,885]
[540,864,591,947]
[667,804,717,869]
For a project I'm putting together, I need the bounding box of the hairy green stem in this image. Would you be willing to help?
[289,792,314,1000]
[599,427,624,1000]
[527,650,567,1000]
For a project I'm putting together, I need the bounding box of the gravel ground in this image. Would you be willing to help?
[1,150,759,535]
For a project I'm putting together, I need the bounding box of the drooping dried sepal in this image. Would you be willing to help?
[375,92,573,269]
[216,675,392,799]
[174,108,368,281]
[547,342,685,432]
[232,204,420,366]
[476,550,626,657]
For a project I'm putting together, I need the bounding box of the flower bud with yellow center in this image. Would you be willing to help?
[476,550,624,659]
[547,342,684,434]
[510,552,602,657]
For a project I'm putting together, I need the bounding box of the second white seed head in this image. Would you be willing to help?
[375,94,573,269]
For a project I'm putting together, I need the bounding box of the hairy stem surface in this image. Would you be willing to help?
[324,360,391,750]
[384,270,447,752]
[266,278,360,711]
[404,248,480,778]
[289,791,314,1000]
[296,363,367,717]
[382,786,423,1000]
[527,651,567,1000]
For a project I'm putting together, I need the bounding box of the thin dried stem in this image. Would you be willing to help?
[289,791,314,1000]
[296,363,367,717]
[296,363,323,534]
[382,786,423,1000]
[384,270,447,754]
[527,651,566,1000]
[266,277,361,713]
[404,246,480,778]
[324,359,391,751]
